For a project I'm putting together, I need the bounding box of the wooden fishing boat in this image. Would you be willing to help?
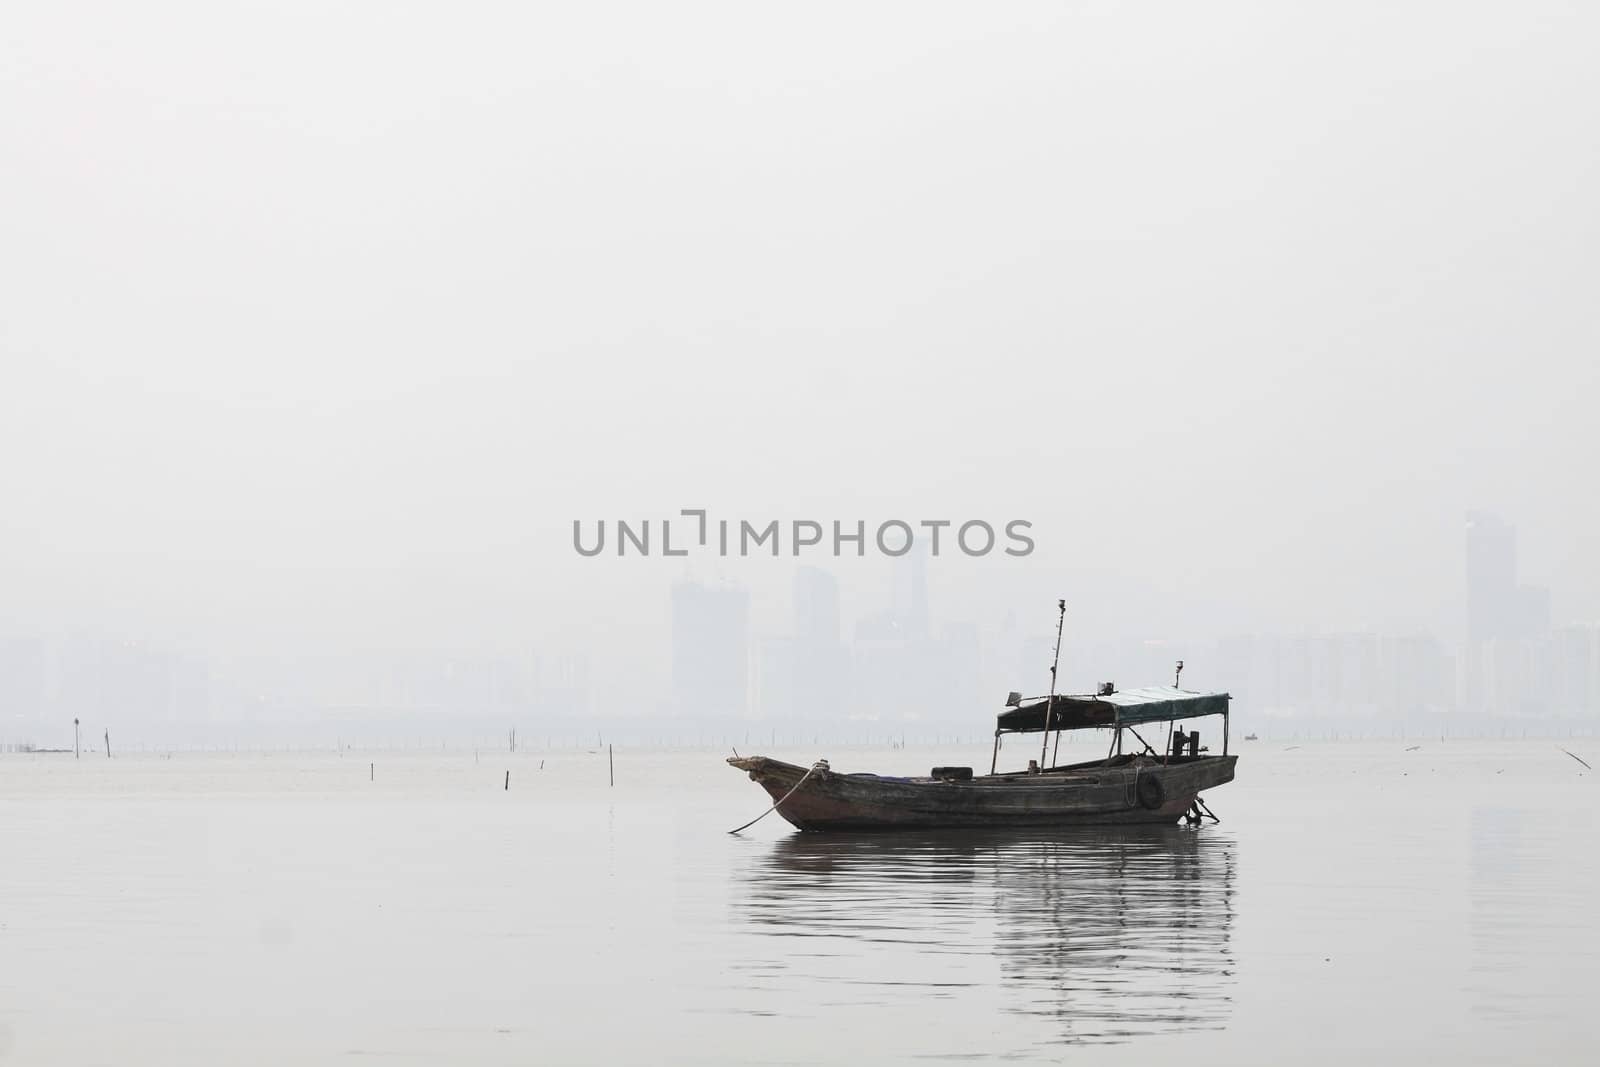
[728,683,1237,832]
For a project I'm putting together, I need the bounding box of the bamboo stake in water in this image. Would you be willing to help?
[505,770,509,791]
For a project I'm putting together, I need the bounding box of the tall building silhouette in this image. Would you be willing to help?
[1464,511,1553,716]
[794,566,841,648]
[670,580,749,718]
[1466,511,1549,643]
[1466,511,1517,644]
[791,566,847,716]
[888,551,930,641]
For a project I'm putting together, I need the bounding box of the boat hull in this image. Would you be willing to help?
[728,754,1237,832]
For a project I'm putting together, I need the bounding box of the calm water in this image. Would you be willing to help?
[2,739,1596,1064]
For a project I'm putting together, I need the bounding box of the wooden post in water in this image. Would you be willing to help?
[104,729,111,758]
[504,770,509,791]
[608,744,614,787]
[74,718,80,759]
[370,762,373,781]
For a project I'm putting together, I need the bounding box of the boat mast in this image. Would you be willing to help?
[1039,599,1065,769]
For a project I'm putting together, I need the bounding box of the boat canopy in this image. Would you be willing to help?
[996,686,1230,735]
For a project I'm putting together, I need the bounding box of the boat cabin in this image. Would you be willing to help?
[990,684,1231,774]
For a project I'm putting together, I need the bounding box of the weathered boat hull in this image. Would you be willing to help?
[728,755,1237,832]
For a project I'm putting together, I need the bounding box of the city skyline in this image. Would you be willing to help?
[5,508,1596,749]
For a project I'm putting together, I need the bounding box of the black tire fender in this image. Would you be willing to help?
[1137,771,1166,810]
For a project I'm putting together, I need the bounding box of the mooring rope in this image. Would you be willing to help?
[728,760,828,834]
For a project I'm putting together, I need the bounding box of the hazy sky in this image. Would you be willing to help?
[3,2,1596,690]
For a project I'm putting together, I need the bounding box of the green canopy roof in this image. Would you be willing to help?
[996,686,1230,734]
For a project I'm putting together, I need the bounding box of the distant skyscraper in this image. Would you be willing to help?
[793,566,841,647]
[1466,511,1518,644]
[1551,625,1599,716]
[1466,511,1549,644]
[1463,511,1555,716]
[889,552,930,640]
[670,580,750,718]
[790,567,847,718]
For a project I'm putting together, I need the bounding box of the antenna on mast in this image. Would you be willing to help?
[1040,599,1066,770]
[1175,660,1184,688]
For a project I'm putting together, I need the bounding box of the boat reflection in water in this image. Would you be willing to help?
[735,827,1236,1047]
